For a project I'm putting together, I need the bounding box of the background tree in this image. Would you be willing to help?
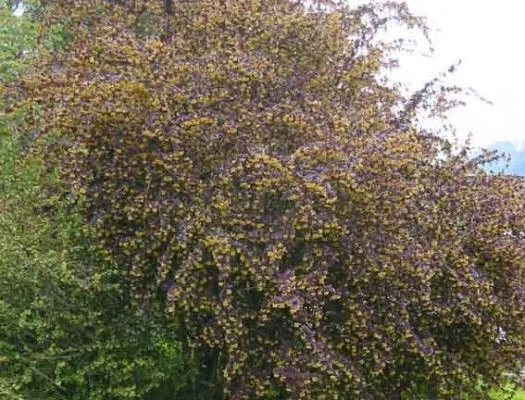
[9,0,525,399]
[0,133,192,400]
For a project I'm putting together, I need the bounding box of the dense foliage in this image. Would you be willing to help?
[0,4,197,399]
[5,0,525,399]
[0,0,36,82]
[0,133,194,400]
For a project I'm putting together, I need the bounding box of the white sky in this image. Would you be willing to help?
[390,0,525,149]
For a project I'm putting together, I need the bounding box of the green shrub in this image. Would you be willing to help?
[0,0,42,85]
[0,130,193,399]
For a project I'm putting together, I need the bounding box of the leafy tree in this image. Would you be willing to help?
[10,0,525,399]
[0,0,37,83]
[0,126,196,399]
[0,111,201,399]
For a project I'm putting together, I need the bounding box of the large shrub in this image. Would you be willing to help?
[12,0,525,399]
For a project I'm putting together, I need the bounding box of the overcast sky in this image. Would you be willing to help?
[390,0,525,150]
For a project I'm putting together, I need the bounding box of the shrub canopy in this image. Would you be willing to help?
[11,0,525,399]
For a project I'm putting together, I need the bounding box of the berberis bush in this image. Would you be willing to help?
[10,0,525,399]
